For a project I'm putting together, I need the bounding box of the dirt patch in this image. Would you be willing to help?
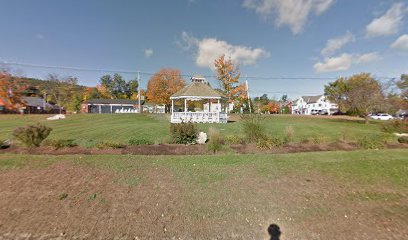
[0,161,186,239]
[0,144,207,155]
[1,158,406,239]
[230,142,359,154]
[2,142,407,156]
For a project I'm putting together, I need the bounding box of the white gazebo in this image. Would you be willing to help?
[170,76,228,123]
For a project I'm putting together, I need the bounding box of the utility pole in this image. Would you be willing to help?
[137,71,141,114]
[245,78,251,114]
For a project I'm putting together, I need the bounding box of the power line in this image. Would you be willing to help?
[3,60,402,81]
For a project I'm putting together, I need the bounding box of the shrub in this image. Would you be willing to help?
[300,135,329,145]
[224,135,244,145]
[128,138,154,145]
[256,136,284,149]
[13,123,52,147]
[45,139,77,149]
[398,136,408,144]
[283,125,295,144]
[96,141,126,149]
[381,120,408,134]
[357,134,389,149]
[170,122,198,144]
[340,129,352,143]
[207,127,222,153]
[310,135,329,145]
[241,114,266,143]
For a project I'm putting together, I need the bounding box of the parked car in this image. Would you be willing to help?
[370,113,394,120]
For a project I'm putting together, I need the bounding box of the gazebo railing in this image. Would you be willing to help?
[171,112,227,123]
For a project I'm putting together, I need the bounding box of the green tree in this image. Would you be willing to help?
[99,74,138,99]
[44,74,82,112]
[325,73,384,123]
[397,74,408,100]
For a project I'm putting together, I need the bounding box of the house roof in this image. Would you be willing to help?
[301,95,323,104]
[170,82,226,100]
[22,97,60,109]
[85,99,143,105]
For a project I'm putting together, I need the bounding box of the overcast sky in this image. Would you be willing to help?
[1,0,407,98]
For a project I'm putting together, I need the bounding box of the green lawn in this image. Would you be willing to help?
[0,114,391,147]
[0,149,407,239]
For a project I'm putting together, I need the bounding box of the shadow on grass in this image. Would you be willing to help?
[268,224,281,240]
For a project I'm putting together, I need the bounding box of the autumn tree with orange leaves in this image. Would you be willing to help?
[232,81,250,111]
[146,68,185,111]
[267,101,280,114]
[0,72,27,111]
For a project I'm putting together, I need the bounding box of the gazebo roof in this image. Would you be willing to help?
[170,82,226,100]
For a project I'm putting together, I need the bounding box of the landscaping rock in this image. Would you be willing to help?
[47,114,66,120]
[197,132,207,144]
[0,139,11,149]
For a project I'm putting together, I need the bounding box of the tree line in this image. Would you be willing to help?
[1,57,407,116]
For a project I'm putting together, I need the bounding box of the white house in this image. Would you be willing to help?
[292,95,338,115]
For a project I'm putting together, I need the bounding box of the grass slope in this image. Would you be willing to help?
[0,114,389,147]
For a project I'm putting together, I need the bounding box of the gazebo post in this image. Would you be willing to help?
[184,98,187,121]
[171,99,174,114]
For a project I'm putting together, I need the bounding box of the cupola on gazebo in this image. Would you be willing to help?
[170,76,228,123]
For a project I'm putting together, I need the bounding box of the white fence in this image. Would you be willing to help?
[171,112,227,123]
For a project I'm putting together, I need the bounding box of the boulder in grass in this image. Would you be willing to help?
[0,139,11,149]
[197,132,207,145]
[47,114,66,121]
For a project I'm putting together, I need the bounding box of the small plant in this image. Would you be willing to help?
[207,127,222,153]
[381,120,408,134]
[224,135,244,145]
[13,123,52,147]
[241,114,267,143]
[45,139,77,149]
[283,125,295,144]
[128,138,154,145]
[87,193,98,201]
[170,122,198,144]
[357,134,389,149]
[310,135,329,145]
[59,193,68,200]
[256,136,284,149]
[397,136,408,144]
[340,129,352,143]
[96,141,126,149]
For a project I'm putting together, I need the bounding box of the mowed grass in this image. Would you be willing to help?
[1,149,406,187]
[0,114,389,147]
[0,149,407,239]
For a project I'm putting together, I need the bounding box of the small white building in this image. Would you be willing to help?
[292,95,338,115]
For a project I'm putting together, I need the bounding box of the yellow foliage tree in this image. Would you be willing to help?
[214,54,240,103]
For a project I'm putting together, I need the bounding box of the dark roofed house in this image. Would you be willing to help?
[22,96,62,114]
[170,76,228,123]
